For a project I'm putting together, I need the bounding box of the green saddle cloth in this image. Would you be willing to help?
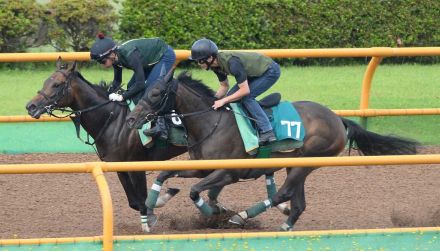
[128,101,153,147]
[230,101,305,155]
[128,102,187,148]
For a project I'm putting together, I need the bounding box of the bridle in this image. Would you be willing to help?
[37,70,73,118]
[143,78,221,149]
[36,69,114,156]
[145,78,214,121]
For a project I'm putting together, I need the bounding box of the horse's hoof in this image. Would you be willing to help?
[229,214,246,226]
[276,203,291,216]
[155,188,180,208]
[212,203,228,215]
[279,222,293,231]
[141,223,151,233]
[166,187,180,196]
[148,214,158,227]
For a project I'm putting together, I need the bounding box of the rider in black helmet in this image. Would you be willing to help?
[190,38,280,145]
[90,33,175,140]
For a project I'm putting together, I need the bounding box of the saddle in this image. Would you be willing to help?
[258,93,281,108]
[230,93,305,155]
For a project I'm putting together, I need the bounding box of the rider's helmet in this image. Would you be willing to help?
[90,32,117,64]
[189,38,218,61]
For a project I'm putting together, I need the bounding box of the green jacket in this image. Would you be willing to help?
[216,51,273,77]
[116,38,168,70]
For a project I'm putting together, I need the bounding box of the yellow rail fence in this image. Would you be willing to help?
[1,47,440,124]
[1,48,440,250]
[1,155,440,251]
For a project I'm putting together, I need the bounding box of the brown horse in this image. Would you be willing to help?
[25,59,187,232]
[126,71,420,231]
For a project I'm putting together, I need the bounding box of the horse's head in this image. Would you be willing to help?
[26,57,77,118]
[126,68,175,129]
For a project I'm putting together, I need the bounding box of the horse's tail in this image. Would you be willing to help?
[340,117,420,155]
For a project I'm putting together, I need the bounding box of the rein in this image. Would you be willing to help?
[148,79,227,149]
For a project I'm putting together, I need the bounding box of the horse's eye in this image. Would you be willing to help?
[54,83,61,88]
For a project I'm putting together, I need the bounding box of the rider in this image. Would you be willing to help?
[90,33,174,140]
[190,38,280,144]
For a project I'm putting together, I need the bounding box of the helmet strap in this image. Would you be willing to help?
[205,56,216,71]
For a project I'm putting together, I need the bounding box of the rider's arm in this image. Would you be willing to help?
[111,64,123,91]
[214,70,229,99]
[121,49,146,100]
[219,57,250,103]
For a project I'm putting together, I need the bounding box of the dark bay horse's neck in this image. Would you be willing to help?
[70,77,126,140]
[175,82,246,159]
[175,84,233,141]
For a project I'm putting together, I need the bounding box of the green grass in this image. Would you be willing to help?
[1,64,440,145]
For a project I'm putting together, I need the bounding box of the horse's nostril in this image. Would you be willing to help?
[26,104,36,112]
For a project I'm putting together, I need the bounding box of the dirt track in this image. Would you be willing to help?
[1,148,439,239]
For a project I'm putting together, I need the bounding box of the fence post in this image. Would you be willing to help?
[359,56,383,128]
[91,164,113,251]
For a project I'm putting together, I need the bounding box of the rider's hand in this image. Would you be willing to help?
[109,93,124,102]
[212,99,226,110]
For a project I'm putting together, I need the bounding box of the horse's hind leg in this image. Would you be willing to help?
[230,167,312,228]
[265,174,290,216]
[279,180,306,231]
[273,168,312,231]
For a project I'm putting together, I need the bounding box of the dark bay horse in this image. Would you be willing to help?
[126,71,420,231]
[25,59,187,232]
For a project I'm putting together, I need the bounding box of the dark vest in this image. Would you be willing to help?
[116,38,168,69]
[216,51,273,77]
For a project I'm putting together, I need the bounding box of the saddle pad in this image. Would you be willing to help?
[271,101,306,142]
[128,101,152,147]
[230,103,259,153]
[230,101,305,155]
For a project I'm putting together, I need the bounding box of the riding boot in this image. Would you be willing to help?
[143,117,169,141]
[259,130,276,145]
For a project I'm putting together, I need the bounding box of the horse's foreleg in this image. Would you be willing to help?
[207,186,228,214]
[190,170,237,217]
[152,170,210,208]
[146,171,177,208]
[127,171,157,233]
[155,187,180,207]
[116,172,140,211]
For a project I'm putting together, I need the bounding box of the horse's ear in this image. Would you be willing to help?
[56,56,62,70]
[76,61,86,71]
[67,61,77,73]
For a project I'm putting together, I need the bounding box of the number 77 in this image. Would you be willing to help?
[281,120,301,139]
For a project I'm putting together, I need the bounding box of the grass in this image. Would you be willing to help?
[1,63,439,145]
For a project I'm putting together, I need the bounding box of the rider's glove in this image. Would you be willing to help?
[109,93,124,102]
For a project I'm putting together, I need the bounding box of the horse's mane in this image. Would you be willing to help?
[75,71,110,98]
[177,71,215,98]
